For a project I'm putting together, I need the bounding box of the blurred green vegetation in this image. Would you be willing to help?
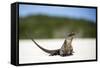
[19,14,96,39]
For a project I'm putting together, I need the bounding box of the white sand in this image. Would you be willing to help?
[19,39,96,64]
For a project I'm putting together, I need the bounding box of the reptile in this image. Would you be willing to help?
[31,32,75,57]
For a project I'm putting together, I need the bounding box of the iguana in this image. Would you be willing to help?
[31,32,75,57]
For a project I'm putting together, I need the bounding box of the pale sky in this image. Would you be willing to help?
[19,4,96,22]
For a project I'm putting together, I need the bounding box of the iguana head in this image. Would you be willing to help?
[67,32,76,37]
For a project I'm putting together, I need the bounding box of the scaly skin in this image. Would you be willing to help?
[31,32,75,57]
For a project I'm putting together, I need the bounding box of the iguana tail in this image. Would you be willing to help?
[25,33,54,53]
[31,38,53,53]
